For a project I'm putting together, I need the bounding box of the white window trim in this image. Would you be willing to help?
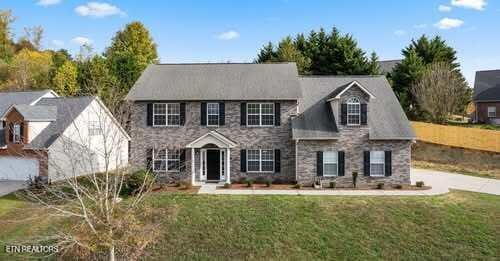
[246,149,275,173]
[346,97,361,126]
[153,103,181,127]
[152,148,180,173]
[323,151,338,177]
[13,123,21,143]
[88,121,103,136]
[487,106,496,118]
[247,103,274,127]
[370,151,385,177]
[207,102,220,127]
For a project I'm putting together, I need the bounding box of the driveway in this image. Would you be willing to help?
[0,181,26,197]
[411,169,500,195]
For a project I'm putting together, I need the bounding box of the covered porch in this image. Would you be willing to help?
[185,131,237,185]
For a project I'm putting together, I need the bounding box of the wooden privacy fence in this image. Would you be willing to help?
[411,122,500,153]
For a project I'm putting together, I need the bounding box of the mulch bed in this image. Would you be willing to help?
[151,184,200,194]
[220,183,431,191]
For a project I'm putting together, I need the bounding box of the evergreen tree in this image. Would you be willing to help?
[105,21,158,93]
[275,37,311,74]
[255,42,276,63]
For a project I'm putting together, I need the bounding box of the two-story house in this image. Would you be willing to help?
[126,63,415,186]
[473,70,500,125]
[0,91,130,181]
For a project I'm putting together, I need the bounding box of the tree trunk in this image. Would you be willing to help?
[109,245,115,261]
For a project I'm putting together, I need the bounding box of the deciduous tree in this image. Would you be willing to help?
[52,60,79,96]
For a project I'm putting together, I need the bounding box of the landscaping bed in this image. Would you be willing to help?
[220,183,430,190]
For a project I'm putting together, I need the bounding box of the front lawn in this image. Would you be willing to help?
[1,191,499,260]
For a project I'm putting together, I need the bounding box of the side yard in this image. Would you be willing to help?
[1,191,499,260]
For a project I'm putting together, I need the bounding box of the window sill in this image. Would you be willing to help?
[246,125,276,128]
[246,171,275,174]
[369,175,386,178]
[151,125,181,128]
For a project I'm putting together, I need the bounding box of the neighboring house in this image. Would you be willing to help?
[473,70,500,125]
[126,63,415,186]
[0,91,130,181]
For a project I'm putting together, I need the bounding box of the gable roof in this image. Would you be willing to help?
[292,76,415,140]
[0,90,57,119]
[2,105,57,122]
[326,81,376,101]
[125,63,302,101]
[28,97,94,148]
[474,70,500,102]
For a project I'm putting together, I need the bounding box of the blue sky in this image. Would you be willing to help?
[1,0,499,84]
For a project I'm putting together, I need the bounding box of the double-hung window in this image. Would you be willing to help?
[153,149,180,172]
[88,121,102,136]
[13,123,21,143]
[488,106,496,118]
[323,151,338,176]
[247,149,274,172]
[247,103,274,126]
[370,151,385,177]
[207,103,219,126]
[153,103,180,126]
[347,97,361,126]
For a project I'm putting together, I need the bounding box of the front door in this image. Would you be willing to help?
[206,150,220,180]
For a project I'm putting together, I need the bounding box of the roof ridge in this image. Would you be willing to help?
[476,69,500,73]
[299,75,385,78]
[153,62,295,65]
[0,89,51,94]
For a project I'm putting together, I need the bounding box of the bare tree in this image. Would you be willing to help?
[6,97,162,260]
[411,62,470,124]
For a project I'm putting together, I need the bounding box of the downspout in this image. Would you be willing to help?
[295,139,298,182]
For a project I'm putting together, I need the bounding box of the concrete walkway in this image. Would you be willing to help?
[198,169,500,196]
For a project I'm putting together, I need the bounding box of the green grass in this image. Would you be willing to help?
[446,121,500,131]
[2,191,499,260]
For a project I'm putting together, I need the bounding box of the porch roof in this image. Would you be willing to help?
[185,131,237,148]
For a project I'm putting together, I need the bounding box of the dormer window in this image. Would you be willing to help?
[346,97,361,126]
[13,123,22,143]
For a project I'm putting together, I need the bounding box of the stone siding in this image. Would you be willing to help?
[129,101,297,183]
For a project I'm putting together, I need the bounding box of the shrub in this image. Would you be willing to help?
[293,183,302,189]
[416,181,425,188]
[246,179,254,187]
[255,176,266,184]
[178,181,192,190]
[223,183,232,189]
[329,181,336,189]
[238,178,247,184]
[376,183,385,189]
[273,178,284,184]
[394,184,403,189]
[352,171,358,188]
[265,180,272,187]
[121,170,154,196]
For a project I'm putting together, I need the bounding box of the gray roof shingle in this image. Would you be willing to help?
[12,105,57,121]
[29,97,94,148]
[378,59,401,74]
[292,76,415,140]
[0,90,54,118]
[125,63,302,101]
[474,70,500,101]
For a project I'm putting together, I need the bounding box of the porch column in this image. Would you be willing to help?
[226,148,231,184]
[191,148,195,185]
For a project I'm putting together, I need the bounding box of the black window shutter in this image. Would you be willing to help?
[146,148,153,172]
[385,151,392,176]
[147,103,153,126]
[364,151,370,176]
[240,150,247,172]
[361,104,368,125]
[341,104,347,125]
[8,123,13,142]
[240,103,247,126]
[274,103,281,126]
[179,149,186,172]
[201,102,207,126]
[338,151,345,176]
[317,151,323,176]
[179,103,186,125]
[219,102,225,126]
[274,149,281,173]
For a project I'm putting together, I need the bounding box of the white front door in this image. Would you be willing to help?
[0,157,39,181]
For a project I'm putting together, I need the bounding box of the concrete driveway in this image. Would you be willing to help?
[0,181,26,197]
[411,169,500,195]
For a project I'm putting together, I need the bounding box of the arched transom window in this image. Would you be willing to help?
[346,97,361,125]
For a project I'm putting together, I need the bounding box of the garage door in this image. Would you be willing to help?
[0,157,39,181]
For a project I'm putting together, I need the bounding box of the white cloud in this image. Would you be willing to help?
[394,30,407,36]
[51,40,64,47]
[451,0,487,10]
[36,0,61,6]
[75,2,126,18]
[434,17,464,29]
[216,30,240,40]
[71,36,92,46]
[413,24,427,29]
[438,5,452,12]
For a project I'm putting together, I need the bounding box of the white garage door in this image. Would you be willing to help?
[0,157,39,181]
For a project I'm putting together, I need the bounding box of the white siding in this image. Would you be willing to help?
[28,121,51,143]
